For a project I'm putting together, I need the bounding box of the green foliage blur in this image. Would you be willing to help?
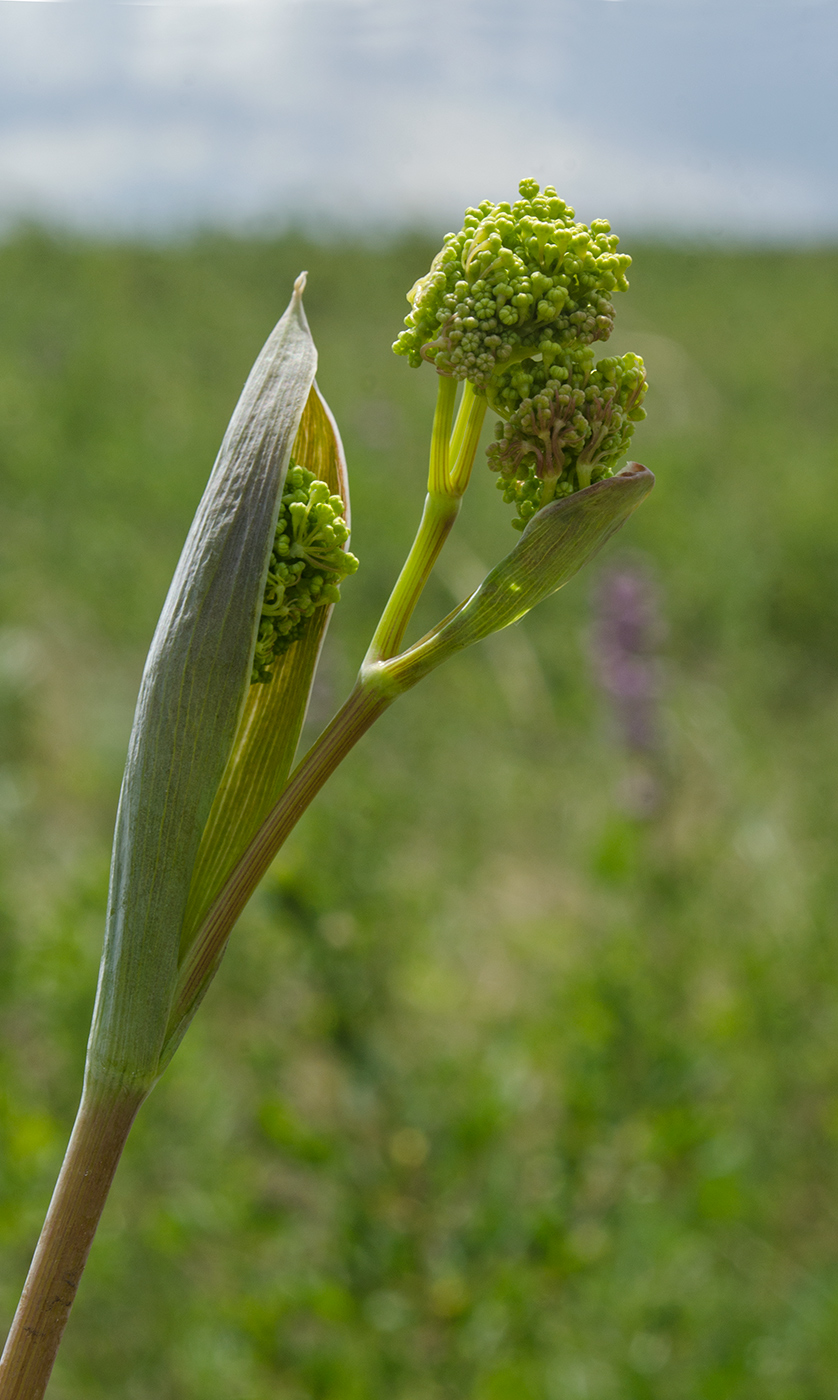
[1,228,838,1399]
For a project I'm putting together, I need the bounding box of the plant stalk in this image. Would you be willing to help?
[365,491,461,664]
[164,679,392,1056]
[0,1082,145,1400]
[448,382,487,496]
[365,378,487,665]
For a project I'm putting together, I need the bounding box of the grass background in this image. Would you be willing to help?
[1,230,838,1398]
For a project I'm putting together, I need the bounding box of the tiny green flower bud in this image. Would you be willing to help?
[487,349,648,527]
[252,460,359,684]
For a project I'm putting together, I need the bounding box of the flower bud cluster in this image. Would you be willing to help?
[393,178,631,387]
[252,463,358,683]
[487,350,647,530]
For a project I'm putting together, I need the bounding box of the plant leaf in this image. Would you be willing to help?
[174,383,349,979]
[86,277,317,1094]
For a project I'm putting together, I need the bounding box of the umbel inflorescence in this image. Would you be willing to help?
[487,347,647,527]
[252,462,358,683]
[394,178,648,529]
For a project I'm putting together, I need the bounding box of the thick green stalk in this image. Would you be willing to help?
[0,1082,145,1400]
[449,382,487,495]
[428,373,457,496]
[366,376,457,662]
[365,491,460,663]
[365,377,486,664]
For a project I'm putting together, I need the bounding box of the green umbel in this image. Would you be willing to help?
[393,178,631,386]
[252,462,358,684]
[488,348,647,529]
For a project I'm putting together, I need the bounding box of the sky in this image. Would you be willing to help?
[0,0,836,240]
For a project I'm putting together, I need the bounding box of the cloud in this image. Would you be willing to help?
[0,0,834,238]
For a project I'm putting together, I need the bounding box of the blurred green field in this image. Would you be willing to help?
[1,227,838,1400]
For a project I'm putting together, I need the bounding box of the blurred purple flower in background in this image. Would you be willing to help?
[591,559,665,814]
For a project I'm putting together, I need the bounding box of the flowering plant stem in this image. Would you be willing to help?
[366,377,485,661]
[0,191,654,1392]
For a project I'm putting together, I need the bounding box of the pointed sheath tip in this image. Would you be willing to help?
[617,460,654,484]
[287,271,312,339]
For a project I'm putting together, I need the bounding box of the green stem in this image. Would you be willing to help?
[163,678,393,1060]
[449,382,488,495]
[167,457,659,1057]
[0,1082,145,1400]
[366,377,458,663]
[365,490,461,664]
[365,379,487,665]
[428,373,457,496]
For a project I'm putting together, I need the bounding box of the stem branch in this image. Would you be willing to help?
[449,382,488,496]
[165,678,391,1056]
[365,491,460,664]
[365,378,487,665]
